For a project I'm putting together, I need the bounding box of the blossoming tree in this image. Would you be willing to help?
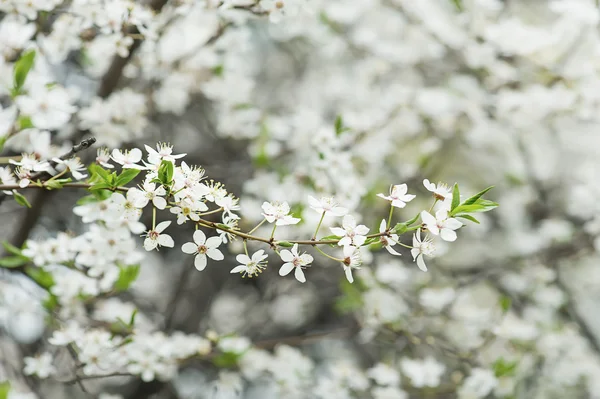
[0,1,597,399]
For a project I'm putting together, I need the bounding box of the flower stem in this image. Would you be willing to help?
[152,207,156,229]
[243,240,249,256]
[269,224,277,240]
[313,212,326,240]
[314,246,342,262]
[428,199,438,213]
[248,218,266,234]
[387,206,394,229]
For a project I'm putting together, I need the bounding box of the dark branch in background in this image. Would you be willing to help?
[6,137,98,250]
[7,0,171,253]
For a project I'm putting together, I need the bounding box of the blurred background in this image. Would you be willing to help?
[1,0,600,398]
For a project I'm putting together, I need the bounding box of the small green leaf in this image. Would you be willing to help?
[0,256,28,268]
[499,296,512,313]
[451,0,463,11]
[215,223,231,230]
[0,381,10,399]
[451,183,460,211]
[18,115,34,129]
[89,183,113,191]
[13,50,36,94]
[363,237,379,246]
[451,201,498,215]
[13,191,31,208]
[42,294,59,311]
[88,164,111,184]
[403,213,420,227]
[392,223,407,235]
[212,64,224,77]
[2,241,24,257]
[44,179,65,190]
[462,186,495,206]
[128,308,138,327]
[456,214,480,224]
[25,266,54,289]
[277,241,294,248]
[158,160,174,185]
[493,357,518,377]
[115,169,140,186]
[212,352,242,368]
[114,264,140,291]
[319,234,341,241]
[334,115,344,136]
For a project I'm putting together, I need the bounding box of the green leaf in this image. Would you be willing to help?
[115,168,140,186]
[493,358,518,377]
[451,0,463,11]
[42,294,59,311]
[0,381,10,399]
[499,296,512,313]
[128,308,138,327]
[462,186,495,206]
[18,115,34,129]
[277,241,294,248]
[0,256,28,268]
[158,160,174,185]
[13,50,36,94]
[212,351,242,368]
[88,164,111,184]
[456,214,480,224]
[0,136,7,152]
[451,183,460,211]
[451,201,498,215]
[392,223,407,235]
[89,183,113,191]
[404,213,420,227]
[215,223,231,230]
[25,266,54,289]
[13,191,31,208]
[2,241,24,257]
[44,179,66,190]
[363,237,379,246]
[114,264,140,291]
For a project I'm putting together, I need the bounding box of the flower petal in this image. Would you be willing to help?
[155,221,172,233]
[205,236,222,248]
[194,254,207,271]
[193,230,207,245]
[416,254,428,272]
[440,229,457,242]
[207,248,224,261]
[294,267,306,283]
[230,265,246,274]
[181,242,197,254]
[280,250,294,262]
[158,234,174,248]
[279,262,294,276]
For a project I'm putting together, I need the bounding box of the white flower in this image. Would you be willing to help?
[143,221,175,251]
[420,209,462,242]
[16,86,76,130]
[216,195,241,218]
[181,230,224,271]
[400,356,445,388]
[96,148,114,168]
[261,201,300,226]
[378,219,401,256]
[170,198,208,224]
[52,157,88,180]
[423,179,452,201]
[307,195,348,216]
[128,181,167,210]
[111,148,144,169]
[144,143,186,164]
[279,243,313,283]
[411,229,434,272]
[23,353,56,378]
[458,368,498,399]
[231,250,268,278]
[340,245,361,283]
[330,215,370,247]
[377,184,416,209]
[367,362,401,386]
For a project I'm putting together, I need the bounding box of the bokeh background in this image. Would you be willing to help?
[1,0,600,398]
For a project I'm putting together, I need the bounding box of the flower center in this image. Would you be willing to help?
[197,245,207,254]
[148,230,159,240]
